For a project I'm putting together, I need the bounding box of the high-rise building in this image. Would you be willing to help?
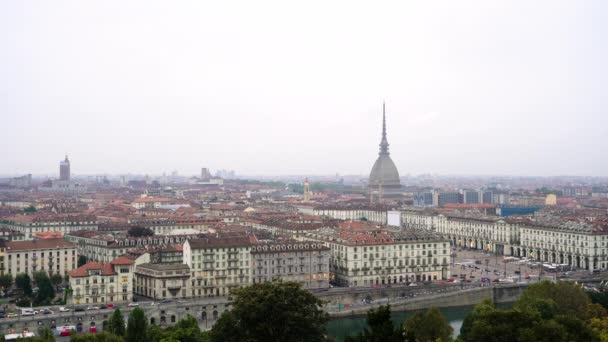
[438,192,462,206]
[368,103,401,199]
[59,155,70,181]
[463,190,480,204]
[413,192,434,206]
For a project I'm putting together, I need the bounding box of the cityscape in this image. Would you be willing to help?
[1,1,608,342]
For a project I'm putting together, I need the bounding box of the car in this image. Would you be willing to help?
[74,307,85,312]
[0,312,5,319]
[408,283,418,287]
[106,303,115,308]
[160,299,172,304]
[89,326,97,333]
[447,278,455,282]
[41,308,53,315]
[6,313,17,318]
[99,304,107,309]
[60,329,71,337]
[86,306,99,310]
[59,307,70,312]
[127,303,139,307]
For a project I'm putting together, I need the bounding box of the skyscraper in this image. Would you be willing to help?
[59,155,70,181]
[368,103,401,198]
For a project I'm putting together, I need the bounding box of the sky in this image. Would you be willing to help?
[1,1,607,177]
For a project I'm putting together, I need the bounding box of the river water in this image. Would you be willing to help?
[327,303,513,341]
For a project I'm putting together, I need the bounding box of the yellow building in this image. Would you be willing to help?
[545,194,557,206]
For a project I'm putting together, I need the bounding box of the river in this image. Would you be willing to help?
[327,303,513,341]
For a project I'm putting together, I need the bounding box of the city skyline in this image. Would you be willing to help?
[1,1,607,177]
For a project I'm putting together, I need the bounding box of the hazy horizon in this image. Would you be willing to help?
[2,1,607,177]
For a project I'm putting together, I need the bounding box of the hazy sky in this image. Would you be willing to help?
[1,1,607,177]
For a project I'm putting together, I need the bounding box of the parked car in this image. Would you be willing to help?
[41,308,53,315]
[86,306,100,310]
[99,304,107,310]
[6,313,17,318]
[127,303,139,307]
[59,307,70,312]
[106,303,115,308]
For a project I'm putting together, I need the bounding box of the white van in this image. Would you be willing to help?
[20,309,37,316]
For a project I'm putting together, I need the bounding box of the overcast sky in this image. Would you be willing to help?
[1,1,606,177]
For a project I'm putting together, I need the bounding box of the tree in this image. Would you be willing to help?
[403,307,453,342]
[515,281,591,318]
[33,271,55,305]
[148,315,210,342]
[15,273,32,296]
[210,280,329,342]
[0,274,13,290]
[127,226,154,238]
[23,206,37,213]
[78,255,88,267]
[109,308,126,337]
[50,273,63,289]
[126,307,148,342]
[69,332,124,342]
[345,305,401,342]
[460,299,496,339]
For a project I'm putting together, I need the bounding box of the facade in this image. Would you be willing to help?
[66,231,202,263]
[313,205,389,224]
[368,103,401,199]
[463,190,480,204]
[515,218,608,271]
[303,228,451,287]
[437,192,462,206]
[5,239,77,277]
[134,263,190,300]
[0,215,97,239]
[250,241,330,289]
[413,192,434,207]
[60,156,70,181]
[68,256,135,305]
[183,236,252,297]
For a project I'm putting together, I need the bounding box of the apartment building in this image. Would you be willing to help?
[68,256,135,305]
[250,241,330,289]
[304,227,451,287]
[5,239,77,277]
[134,263,190,300]
[183,236,252,297]
[0,214,97,239]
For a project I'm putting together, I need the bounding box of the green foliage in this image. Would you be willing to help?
[126,307,148,342]
[32,271,55,305]
[78,255,88,267]
[0,274,13,290]
[588,317,608,342]
[23,206,37,213]
[459,282,604,342]
[127,226,154,238]
[50,273,63,287]
[588,290,608,310]
[109,308,126,337]
[148,315,210,342]
[515,281,591,318]
[345,305,401,342]
[15,273,32,296]
[403,307,453,342]
[210,280,329,342]
[69,331,124,342]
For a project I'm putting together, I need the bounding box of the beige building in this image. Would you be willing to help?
[0,215,97,239]
[304,227,451,287]
[183,236,252,297]
[251,241,330,289]
[134,263,190,300]
[68,256,135,305]
[515,217,608,271]
[5,239,77,277]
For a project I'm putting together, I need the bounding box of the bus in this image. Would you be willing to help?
[5,330,35,341]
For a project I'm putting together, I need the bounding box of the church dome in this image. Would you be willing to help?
[368,103,401,195]
[369,154,400,186]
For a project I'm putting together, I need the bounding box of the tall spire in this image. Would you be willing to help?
[379,102,389,155]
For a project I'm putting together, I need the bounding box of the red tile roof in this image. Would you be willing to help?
[6,239,75,252]
[110,256,134,265]
[69,262,116,277]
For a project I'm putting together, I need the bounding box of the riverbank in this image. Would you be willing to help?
[327,302,514,342]
[326,283,525,317]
